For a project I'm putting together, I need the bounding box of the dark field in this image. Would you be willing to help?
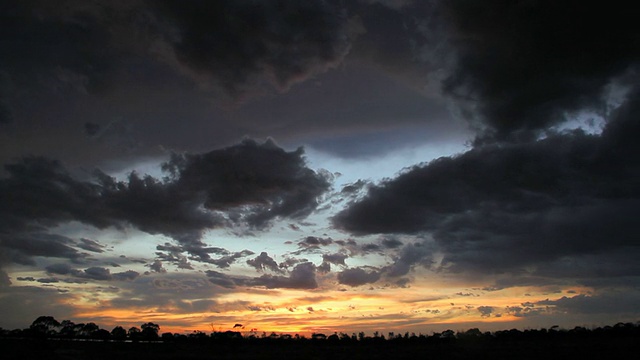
[3,329,639,360]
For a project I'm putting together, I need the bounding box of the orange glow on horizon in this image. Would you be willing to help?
[64,282,585,336]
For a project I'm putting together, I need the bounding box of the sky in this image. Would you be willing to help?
[1,0,639,336]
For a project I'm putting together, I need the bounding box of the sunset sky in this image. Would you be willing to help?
[1,0,639,336]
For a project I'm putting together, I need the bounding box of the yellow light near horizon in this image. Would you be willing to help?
[67,282,591,336]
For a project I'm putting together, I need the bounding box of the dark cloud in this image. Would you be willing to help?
[152,0,355,95]
[477,306,494,318]
[335,89,640,275]
[441,0,640,139]
[165,139,332,229]
[211,250,255,269]
[383,242,433,277]
[317,252,348,274]
[0,1,122,95]
[381,237,403,249]
[205,270,238,289]
[294,236,336,255]
[48,265,139,282]
[337,267,381,287]
[299,236,334,248]
[246,252,281,273]
[46,263,74,275]
[206,262,318,290]
[536,290,640,316]
[317,261,331,274]
[278,256,307,270]
[84,122,101,137]
[0,140,330,267]
[0,233,85,266]
[0,286,77,330]
[148,260,167,273]
[76,267,112,281]
[76,238,105,253]
[250,262,318,289]
[36,277,59,284]
[112,270,140,281]
[322,253,348,266]
[505,305,543,318]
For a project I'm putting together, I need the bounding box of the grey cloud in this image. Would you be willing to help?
[477,306,494,318]
[318,252,348,274]
[322,253,348,266]
[148,260,167,273]
[506,306,543,318]
[246,252,282,273]
[250,262,318,289]
[77,267,112,281]
[361,243,380,253]
[0,1,123,94]
[317,262,331,274]
[381,237,403,249]
[155,252,193,270]
[211,250,255,269]
[384,242,433,277]
[278,257,307,270]
[112,270,140,281]
[205,270,238,289]
[165,139,332,229]
[46,263,74,275]
[299,236,334,248]
[537,290,640,316]
[0,233,85,266]
[337,267,381,287]
[36,277,59,284]
[0,286,77,330]
[46,263,138,282]
[486,276,567,292]
[76,238,105,253]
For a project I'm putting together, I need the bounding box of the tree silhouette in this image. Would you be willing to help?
[59,320,77,338]
[111,325,127,340]
[79,322,99,338]
[29,316,60,336]
[128,326,141,340]
[141,322,160,340]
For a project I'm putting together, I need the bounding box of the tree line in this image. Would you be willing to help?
[1,315,639,345]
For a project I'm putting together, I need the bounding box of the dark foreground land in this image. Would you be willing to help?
[3,329,639,360]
